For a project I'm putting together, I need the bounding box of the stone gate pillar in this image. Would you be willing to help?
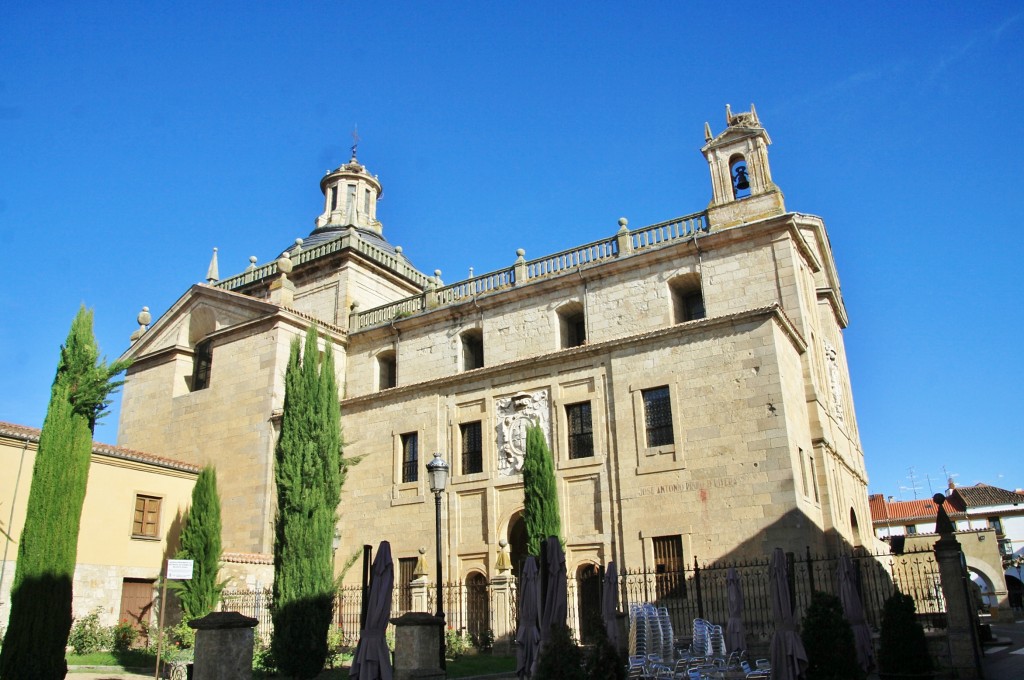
[490,540,515,654]
[933,496,984,679]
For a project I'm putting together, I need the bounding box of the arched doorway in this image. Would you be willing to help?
[850,508,863,549]
[466,571,490,645]
[576,563,602,645]
[1007,573,1022,610]
[508,512,528,579]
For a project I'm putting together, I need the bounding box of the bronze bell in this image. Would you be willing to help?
[733,166,750,191]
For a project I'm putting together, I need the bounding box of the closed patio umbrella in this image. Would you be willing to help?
[350,541,394,680]
[726,567,747,653]
[539,536,567,648]
[837,554,875,673]
[768,548,808,680]
[602,561,620,649]
[516,556,541,680]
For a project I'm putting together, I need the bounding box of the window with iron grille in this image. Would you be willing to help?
[132,495,161,538]
[653,535,685,599]
[566,401,594,459]
[461,421,483,474]
[642,386,674,447]
[401,433,418,483]
[397,557,416,613]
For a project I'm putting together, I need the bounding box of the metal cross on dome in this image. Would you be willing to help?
[350,125,360,160]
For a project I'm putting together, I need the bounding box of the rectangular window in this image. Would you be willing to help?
[808,453,820,502]
[566,401,594,459]
[652,535,685,599]
[132,495,161,538]
[401,433,418,483]
[330,186,338,211]
[798,448,809,497]
[642,386,674,447]
[191,340,213,391]
[906,525,918,535]
[462,332,484,370]
[461,421,483,474]
[989,517,1004,535]
[363,188,371,214]
[397,557,416,613]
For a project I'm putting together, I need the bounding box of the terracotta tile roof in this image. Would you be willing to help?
[223,552,273,565]
[951,483,1024,508]
[0,421,200,474]
[868,493,965,524]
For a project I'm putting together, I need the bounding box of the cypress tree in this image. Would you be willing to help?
[801,591,864,680]
[271,327,342,679]
[522,424,561,557]
[0,306,128,680]
[171,466,224,621]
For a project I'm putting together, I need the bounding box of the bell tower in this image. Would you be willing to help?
[315,146,384,236]
[702,104,785,228]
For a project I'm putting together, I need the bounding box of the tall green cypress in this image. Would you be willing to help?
[0,307,128,680]
[271,327,341,679]
[171,466,223,621]
[522,424,561,557]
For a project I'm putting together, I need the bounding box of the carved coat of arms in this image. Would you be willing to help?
[495,390,550,476]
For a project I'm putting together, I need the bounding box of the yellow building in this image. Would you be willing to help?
[116,106,873,598]
[0,421,198,630]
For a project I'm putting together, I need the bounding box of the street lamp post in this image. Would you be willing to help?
[426,452,450,670]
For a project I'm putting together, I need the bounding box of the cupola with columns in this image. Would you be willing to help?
[702,103,786,228]
[315,148,383,235]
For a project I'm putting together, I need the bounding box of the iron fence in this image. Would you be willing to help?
[218,546,942,648]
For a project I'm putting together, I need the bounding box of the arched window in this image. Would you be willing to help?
[669,274,705,323]
[557,301,586,348]
[377,350,397,390]
[461,329,484,370]
[730,155,751,199]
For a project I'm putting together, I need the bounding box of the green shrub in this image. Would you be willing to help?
[252,634,277,675]
[801,591,863,680]
[445,627,470,659]
[110,619,138,652]
[878,593,933,679]
[325,626,352,669]
[67,608,112,655]
[169,621,196,650]
[533,624,584,680]
[470,628,494,653]
[584,620,624,680]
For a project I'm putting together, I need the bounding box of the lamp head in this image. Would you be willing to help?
[427,452,449,494]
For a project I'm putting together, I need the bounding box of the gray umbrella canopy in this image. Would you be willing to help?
[539,536,568,647]
[516,556,541,680]
[768,548,808,680]
[350,541,394,680]
[726,567,747,653]
[837,554,875,673]
[602,561,620,649]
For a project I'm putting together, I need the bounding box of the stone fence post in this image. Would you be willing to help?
[188,611,258,680]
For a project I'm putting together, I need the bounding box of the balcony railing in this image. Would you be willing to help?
[349,211,709,331]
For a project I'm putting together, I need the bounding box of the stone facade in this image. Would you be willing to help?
[116,107,873,593]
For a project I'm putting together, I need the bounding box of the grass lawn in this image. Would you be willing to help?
[66,649,157,669]
[67,649,515,678]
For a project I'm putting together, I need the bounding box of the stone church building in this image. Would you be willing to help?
[117,105,873,591]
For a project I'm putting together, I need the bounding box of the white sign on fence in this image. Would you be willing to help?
[166,559,194,580]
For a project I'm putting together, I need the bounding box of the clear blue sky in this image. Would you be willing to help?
[2,3,1021,500]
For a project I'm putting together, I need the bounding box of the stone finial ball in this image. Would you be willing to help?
[295,238,303,247]
[618,217,628,227]
[498,539,508,548]
[137,306,151,326]
[434,269,442,277]
[249,256,258,264]
[395,246,403,254]
[933,493,945,506]
[277,252,293,274]
[418,547,427,555]
[516,248,525,257]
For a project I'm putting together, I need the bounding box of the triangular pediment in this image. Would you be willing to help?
[119,284,284,362]
[702,124,771,152]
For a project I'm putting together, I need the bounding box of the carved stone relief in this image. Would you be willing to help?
[495,390,550,476]
[823,338,845,423]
